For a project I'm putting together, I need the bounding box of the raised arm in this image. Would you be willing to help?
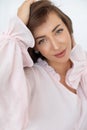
[0,1,35,130]
[17,0,35,25]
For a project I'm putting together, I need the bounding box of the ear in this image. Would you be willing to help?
[34,46,39,54]
[34,46,39,51]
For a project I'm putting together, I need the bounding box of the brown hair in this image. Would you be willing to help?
[27,0,73,63]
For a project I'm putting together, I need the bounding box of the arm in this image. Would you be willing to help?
[0,1,35,130]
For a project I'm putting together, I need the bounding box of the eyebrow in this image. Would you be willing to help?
[52,24,61,32]
[35,24,61,40]
[35,36,45,40]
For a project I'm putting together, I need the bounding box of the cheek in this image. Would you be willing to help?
[56,34,69,45]
[68,37,72,49]
[66,39,72,56]
[37,44,51,55]
[65,33,72,48]
[39,47,49,56]
[62,29,72,43]
[66,41,72,55]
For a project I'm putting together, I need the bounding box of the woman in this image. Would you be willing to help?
[0,0,87,130]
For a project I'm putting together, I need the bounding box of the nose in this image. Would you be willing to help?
[50,37,59,50]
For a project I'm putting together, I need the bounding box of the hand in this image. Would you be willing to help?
[17,0,35,25]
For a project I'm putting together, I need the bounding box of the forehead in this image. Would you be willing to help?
[33,11,64,36]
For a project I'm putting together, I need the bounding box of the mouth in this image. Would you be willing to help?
[54,49,66,58]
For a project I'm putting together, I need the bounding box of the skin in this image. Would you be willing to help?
[17,0,36,25]
[34,11,72,76]
[34,12,77,94]
[17,1,76,94]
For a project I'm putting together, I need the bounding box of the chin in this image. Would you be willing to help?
[56,56,70,63]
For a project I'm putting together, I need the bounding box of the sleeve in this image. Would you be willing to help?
[0,16,35,130]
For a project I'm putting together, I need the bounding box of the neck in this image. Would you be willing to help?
[48,60,72,76]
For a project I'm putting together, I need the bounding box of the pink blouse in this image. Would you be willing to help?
[0,16,87,130]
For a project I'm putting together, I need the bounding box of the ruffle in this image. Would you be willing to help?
[37,58,60,82]
[37,44,87,89]
[0,16,35,67]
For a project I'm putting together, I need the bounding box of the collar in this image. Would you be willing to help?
[37,44,87,89]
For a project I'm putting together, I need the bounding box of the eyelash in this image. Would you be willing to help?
[37,28,64,45]
[38,39,45,45]
[56,28,64,34]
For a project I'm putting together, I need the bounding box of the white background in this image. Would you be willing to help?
[0,0,87,50]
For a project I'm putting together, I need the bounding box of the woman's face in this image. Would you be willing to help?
[33,11,72,65]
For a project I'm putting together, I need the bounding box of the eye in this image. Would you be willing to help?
[56,28,64,34]
[37,39,46,45]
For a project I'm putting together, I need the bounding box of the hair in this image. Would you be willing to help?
[27,0,73,63]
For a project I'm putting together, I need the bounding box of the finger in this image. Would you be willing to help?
[30,0,36,5]
[24,0,36,4]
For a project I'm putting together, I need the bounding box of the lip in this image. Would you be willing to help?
[54,49,66,58]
